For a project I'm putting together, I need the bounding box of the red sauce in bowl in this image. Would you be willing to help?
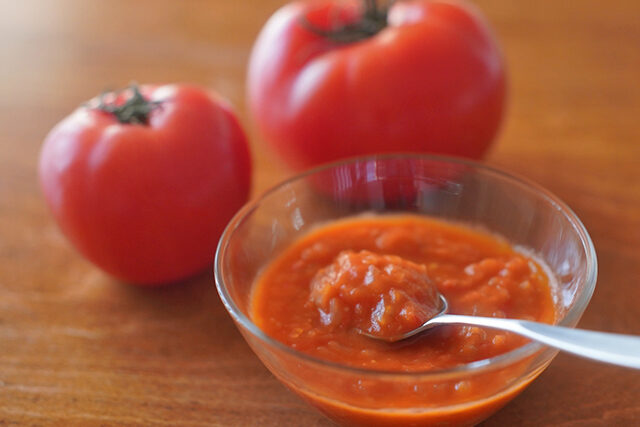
[250,215,556,425]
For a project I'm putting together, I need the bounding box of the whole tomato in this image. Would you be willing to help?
[39,84,251,285]
[248,0,506,171]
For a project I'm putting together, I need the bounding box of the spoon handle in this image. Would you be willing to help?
[435,314,640,369]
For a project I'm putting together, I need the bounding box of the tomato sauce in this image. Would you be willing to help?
[250,215,556,425]
[309,250,442,340]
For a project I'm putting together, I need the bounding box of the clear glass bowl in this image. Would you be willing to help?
[215,154,597,426]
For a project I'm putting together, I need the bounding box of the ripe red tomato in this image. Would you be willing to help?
[39,84,251,285]
[248,0,506,171]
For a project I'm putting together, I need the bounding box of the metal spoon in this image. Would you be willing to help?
[361,294,640,369]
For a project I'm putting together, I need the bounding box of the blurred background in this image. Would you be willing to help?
[3,1,638,195]
[1,0,639,425]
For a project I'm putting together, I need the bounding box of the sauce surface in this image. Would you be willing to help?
[251,215,556,372]
[310,249,442,340]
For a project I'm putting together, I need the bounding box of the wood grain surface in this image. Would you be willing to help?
[1,0,639,425]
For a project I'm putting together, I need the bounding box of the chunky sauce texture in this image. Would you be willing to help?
[310,249,442,340]
[251,215,556,371]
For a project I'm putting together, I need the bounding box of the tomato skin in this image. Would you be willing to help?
[248,0,506,171]
[39,84,251,285]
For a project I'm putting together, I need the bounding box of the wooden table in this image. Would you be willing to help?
[2,0,639,425]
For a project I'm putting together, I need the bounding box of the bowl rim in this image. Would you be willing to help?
[214,153,598,377]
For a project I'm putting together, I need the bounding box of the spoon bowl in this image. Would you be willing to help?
[358,294,451,342]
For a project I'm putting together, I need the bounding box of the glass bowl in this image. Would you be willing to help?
[214,154,597,426]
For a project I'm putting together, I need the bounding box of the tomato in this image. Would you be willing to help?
[247,0,506,171]
[39,84,251,285]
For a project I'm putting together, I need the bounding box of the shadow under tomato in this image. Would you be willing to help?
[103,268,246,360]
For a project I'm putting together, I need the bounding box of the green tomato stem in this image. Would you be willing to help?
[300,0,392,44]
[93,84,161,125]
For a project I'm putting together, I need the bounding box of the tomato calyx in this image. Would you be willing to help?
[92,84,161,125]
[300,0,391,44]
